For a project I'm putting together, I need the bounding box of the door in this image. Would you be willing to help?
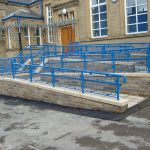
[61,26,75,52]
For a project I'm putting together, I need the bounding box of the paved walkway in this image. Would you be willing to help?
[0,96,150,150]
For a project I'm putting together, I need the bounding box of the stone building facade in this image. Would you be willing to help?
[0,0,150,57]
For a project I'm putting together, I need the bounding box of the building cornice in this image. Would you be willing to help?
[52,0,79,10]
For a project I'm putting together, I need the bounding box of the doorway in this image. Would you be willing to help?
[61,26,75,46]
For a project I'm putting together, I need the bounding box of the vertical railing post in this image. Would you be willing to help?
[29,65,33,82]
[85,45,88,52]
[47,45,50,56]
[41,56,45,65]
[54,45,57,56]
[83,53,87,70]
[61,53,64,69]
[111,51,116,73]
[20,50,24,64]
[116,76,120,101]
[80,46,83,59]
[43,45,46,56]
[102,45,106,55]
[147,44,150,73]
[51,68,55,87]
[11,58,15,79]
[81,71,85,93]
[30,45,33,64]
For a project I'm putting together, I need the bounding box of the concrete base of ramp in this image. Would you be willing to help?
[0,77,146,113]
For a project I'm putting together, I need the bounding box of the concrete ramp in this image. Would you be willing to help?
[0,77,146,113]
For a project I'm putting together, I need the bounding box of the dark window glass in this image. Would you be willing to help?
[127,7,136,16]
[92,7,98,14]
[24,27,28,36]
[36,28,39,36]
[100,5,106,12]
[128,24,137,33]
[93,30,100,36]
[99,0,105,3]
[128,16,136,24]
[100,20,107,28]
[138,14,147,23]
[138,23,148,32]
[93,22,99,29]
[100,13,107,20]
[101,29,107,36]
[92,14,99,21]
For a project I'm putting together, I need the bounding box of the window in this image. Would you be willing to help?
[46,5,54,43]
[91,0,108,38]
[0,29,5,36]
[36,27,42,45]
[125,0,148,34]
[24,26,30,45]
[70,11,75,21]
[8,28,12,49]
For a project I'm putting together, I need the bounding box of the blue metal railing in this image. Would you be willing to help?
[35,45,149,73]
[1,42,150,100]
[0,57,12,76]
[11,63,126,100]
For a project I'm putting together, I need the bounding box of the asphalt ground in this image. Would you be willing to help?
[0,95,150,150]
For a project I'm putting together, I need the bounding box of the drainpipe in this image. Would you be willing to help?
[17,17,22,52]
[39,0,43,18]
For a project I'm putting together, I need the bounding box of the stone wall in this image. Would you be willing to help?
[0,77,128,113]
[39,73,150,98]
[121,74,150,97]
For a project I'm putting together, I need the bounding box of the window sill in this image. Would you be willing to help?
[126,31,148,35]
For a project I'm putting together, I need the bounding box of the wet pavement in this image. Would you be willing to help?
[0,95,150,150]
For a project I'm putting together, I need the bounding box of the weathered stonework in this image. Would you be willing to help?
[0,0,150,56]
[0,77,128,113]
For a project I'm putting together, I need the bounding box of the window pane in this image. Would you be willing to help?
[137,0,147,5]
[101,29,107,36]
[24,27,28,36]
[92,14,99,21]
[128,24,137,33]
[127,7,136,16]
[126,0,136,7]
[91,0,107,37]
[92,7,98,14]
[92,0,98,5]
[100,13,107,20]
[100,5,106,12]
[93,22,99,29]
[138,23,148,32]
[100,0,105,3]
[137,5,147,14]
[93,30,100,37]
[128,16,136,24]
[138,14,147,23]
[100,20,107,28]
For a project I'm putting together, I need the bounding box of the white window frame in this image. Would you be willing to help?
[90,0,108,38]
[24,26,31,45]
[35,27,42,45]
[46,5,54,43]
[8,28,12,49]
[124,0,148,35]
